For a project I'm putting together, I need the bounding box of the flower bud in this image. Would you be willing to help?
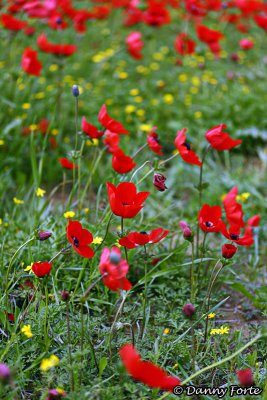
[72,85,80,97]
[0,363,11,383]
[61,291,70,302]
[109,251,121,265]
[153,173,167,192]
[222,244,237,259]
[236,369,254,387]
[38,231,52,241]
[182,303,195,317]
[179,221,193,240]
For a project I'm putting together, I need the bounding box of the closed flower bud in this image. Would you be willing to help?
[109,251,121,265]
[61,290,70,301]
[0,363,11,383]
[222,244,237,259]
[179,220,193,240]
[182,303,195,317]
[237,368,254,387]
[38,231,52,241]
[153,173,167,192]
[72,85,79,97]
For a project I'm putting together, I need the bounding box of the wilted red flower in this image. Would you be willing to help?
[119,344,180,390]
[126,31,144,60]
[119,228,169,249]
[37,33,77,56]
[21,47,42,76]
[81,117,104,139]
[1,14,27,31]
[32,261,52,278]
[175,128,202,166]
[103,130,120,153]
[107,182,150,218]
[153,173,167,191]
[98,104,129,134]
[222,243,238,259]
[198,204,224,232]
[223,187,244,227]
[174,33,195,56]
[237,369,254,387]
[111,149,136,174]
[205,124,242,151]
[59,158,78,169]
[239,38,254,50]
[147,129,163,155]
[66,220,94,258]
[99,247,132,291]
[220,223,254,246]
[182,303,195,317]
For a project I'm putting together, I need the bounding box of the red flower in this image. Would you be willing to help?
[174,33,195,56]
[182,303,195,317]
[247,214,260,227]
[59,158,78,169]
[32,261,52,278]
[1,14,27,31]
[119,228,169,249]
[21,47,42,76]
[239,38,254,50]
[103,130,120,153]
[119,344,181,390]
[223,187,244,227]
[111,149,136,174]
[198,204,224,232]
[222,243,238,259]
[254,15,267,32]
[66,220,94,258]
[81,116,104,139]
[197,25,224,44]
[147,129,163,155]
[220,223,254,246]
[175,128,202,166]
[126,31,144,60]
[205,124,242,151]
[99,247,132,291]
[37,33,77,57]
[98,104,129,134]
[143,1,171,27]
[153,173,167,191]
[107,182,150,218]
[237,369,254,387]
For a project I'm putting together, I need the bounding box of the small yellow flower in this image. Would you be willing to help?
[0,218,2,225]
[118,71,128,79]
[208,313,216,319]
[34,92,45,100]
[84,208,90,214]
[134,96,143,103]
[49,64,59,72]
[125,105,136,114]
[173,363,179,370]
[0,139,5,145]
[194,111,202,119]
[129,88,139,96]
[115,239,122,248]
[56,388,66,395]
[136,109,145,117]
[22,103,31,110]
[86,138,99,146]
[92,237,103,245]
[163,328,170,335]
[51,129,59,136]
[21,324,33,338]
[139,124,152,133]
[40,355,60,372]
[13,197,24,205]
[210,325,230,335]
[163,94,174,104]
[24,263,33,273]
[153,52,164,61]
[36,188,46,197]
[178,73,188,82]
[64,211,75,219]
[29,124,38,131]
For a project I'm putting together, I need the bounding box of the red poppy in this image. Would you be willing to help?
[21,47,42,76]
[222,243,238,259]
[32,261,52,278]
[239,38,254,50]
[223,187,244,227]
[196,25,224,44]
[247,214,260,227]
[198,204,224,232]
[48,14,68,30]
[126,31,144,60]
[37,33,77,57]
[81,116,104,139]
[237,369,254,387]
[1,14,27,31]
[205,124,242,151]
[59,158,78,169]
[220,223,254,246]
[98,104,129,135]
[111,149,136,174]
[103,130,120,153]
[175,128,202,166]
[38,118,50,134]
[174,33,195,56]
[66,220,94,258]
[106,182,150,218]
[119,344,181,391]
[99,247,132,291]
[254,15,267,32]
[153,173,167,191]
[119,228,169,249]
[143,0,171,27]
[147,129,163,155]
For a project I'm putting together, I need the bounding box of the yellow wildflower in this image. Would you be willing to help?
[22,103,31,110]
[36,188,46,197]
[163,94,174,104]
[40,355,60,372]
[64,211,75,218]
[24,263,33,273]
[0,218,2,225]
[84,208,90,214]
[163,328,170,335]
[21,324,33,338]
[92,237,103,245]
[129,88,139,96]
[0,139,5,146]
[49,64,59,72]
[208,313,216,319]
[13,197,24,205]
[210,325,230,335]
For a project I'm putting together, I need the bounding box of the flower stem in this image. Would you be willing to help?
[109,292,128,356]
[121,217,128,263]
[66,301,74,391]
[190,242,195,303]
[141,245,148,338]
[44,281,49,351]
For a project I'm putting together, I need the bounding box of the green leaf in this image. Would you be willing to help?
[99,357,108,377]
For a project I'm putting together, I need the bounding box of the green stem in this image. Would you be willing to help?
[80,302,84,385]
[44,282,49,351]
[190,242,195,303]
[141,245,148,338]
[108,292,128,356]
[121,217,128,263]
[66,301,74,391]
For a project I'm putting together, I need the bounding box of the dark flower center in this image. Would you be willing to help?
[183,142,191,150]
[205,221,213,227]
[140,231,147,234]
[72,236,79,247]
[153,136,160,144]
[230,234,239,240]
